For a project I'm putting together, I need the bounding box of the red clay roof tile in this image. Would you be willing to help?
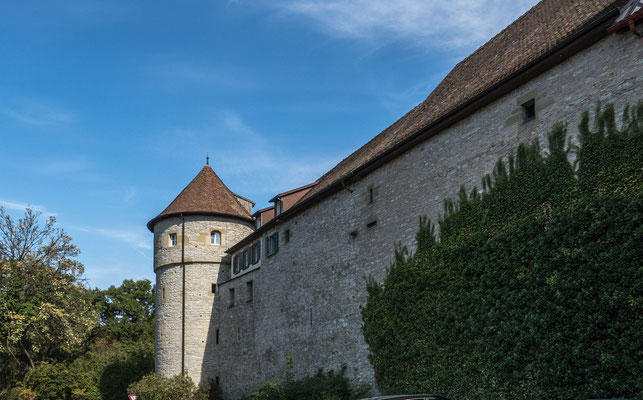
[302,0,619,201]
[147,165,252,231]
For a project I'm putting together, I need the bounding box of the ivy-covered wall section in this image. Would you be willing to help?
[361,102,643,399]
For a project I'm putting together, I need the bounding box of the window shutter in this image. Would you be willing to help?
[273,232,279,253]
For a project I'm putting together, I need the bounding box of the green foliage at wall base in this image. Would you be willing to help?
[362,102,643,399]
[242,367,371,400]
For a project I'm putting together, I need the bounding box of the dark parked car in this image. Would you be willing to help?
[360,395,449,400]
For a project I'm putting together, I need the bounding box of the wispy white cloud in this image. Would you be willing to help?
[148,61,260,91]
[237,0,539,50]
[152,111,343,198]
[209,111,341,192]
[71,226,153,253]
[0,101,75,126]
[30,158,94,176]
[0,199,57,217]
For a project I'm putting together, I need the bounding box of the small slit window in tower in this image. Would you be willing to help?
[284,229,291,243]
[161,286,166,301]
[211,230,221,245]
[369,188,374,204]
[215,329,219,345]
[211,283,217,294]
[247,280,254,302]
[522,99,536,123]
[169,233,177,247]
[229,288,235,308]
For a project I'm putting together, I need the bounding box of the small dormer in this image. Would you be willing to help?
[252,206,275,229]
[269,182,318,217]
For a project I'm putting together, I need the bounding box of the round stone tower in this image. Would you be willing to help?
[147,164,254,384]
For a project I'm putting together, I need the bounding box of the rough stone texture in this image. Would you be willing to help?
[156,33,642,399]
[154,215,254,383]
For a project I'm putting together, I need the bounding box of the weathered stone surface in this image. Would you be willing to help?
[155,32,643,399]
[154,215,254,382]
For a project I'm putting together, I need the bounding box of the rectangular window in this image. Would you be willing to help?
[229,288,235,308]
[247,280,254,302]
[275,200,282,215]
[369,188,374,204]
[211,283,217,294]
[161,286,166,301]
[522,99,536,122]
[244,249,250,269]
[250,245,256,265]
[233,256,240,274]
[256,241,261,262]
[255,218,261,229]
[215,329,219,345]
[169,233,177,247]
[284,229,290,243]
[266,232,279,256]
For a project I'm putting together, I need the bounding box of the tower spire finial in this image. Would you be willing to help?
[206,154,209,166]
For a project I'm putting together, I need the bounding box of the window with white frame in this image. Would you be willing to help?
[255,241,261,263]
[169,233,177,247]
[243,249,249,270]
[211,230,221,245]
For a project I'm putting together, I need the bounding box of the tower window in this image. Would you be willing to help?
[215,329,219,345]
[229,288,235,308]
[161,286,166,301]
[210,230,221,246]
[369,188,374,203]
[247,280,254,302]
[284,229,291,243]
[169,233,177,247]
[522,99,536,122]
[211,283,217,294]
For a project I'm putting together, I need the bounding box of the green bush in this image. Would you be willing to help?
[243,367,370,400]
[127,373,221,400]
[362,102,643,399]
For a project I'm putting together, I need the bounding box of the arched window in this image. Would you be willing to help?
[211,230,221,246]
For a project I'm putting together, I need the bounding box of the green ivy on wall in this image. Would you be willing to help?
[361,101,643,400]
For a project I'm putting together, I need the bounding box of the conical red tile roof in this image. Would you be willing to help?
[147,165,252,231]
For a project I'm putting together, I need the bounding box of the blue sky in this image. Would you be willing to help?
[0,0,538,289]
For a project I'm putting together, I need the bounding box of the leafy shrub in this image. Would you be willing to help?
[243,367,370,400]
[362,102,643,399]
[127,373,221,400]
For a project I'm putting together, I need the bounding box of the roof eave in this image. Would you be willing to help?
[227,4,621,254]
[147,211,254,232]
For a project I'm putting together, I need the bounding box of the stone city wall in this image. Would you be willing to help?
[175,32,641,399]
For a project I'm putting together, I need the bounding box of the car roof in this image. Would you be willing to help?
[360,395,448,400]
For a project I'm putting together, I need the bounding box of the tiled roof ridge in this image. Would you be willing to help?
[302,0,620,201]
